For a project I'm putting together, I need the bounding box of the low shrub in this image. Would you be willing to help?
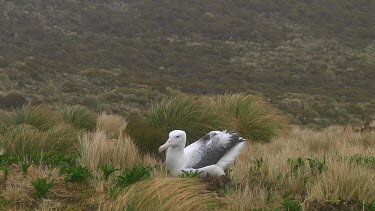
[1,91,27,108]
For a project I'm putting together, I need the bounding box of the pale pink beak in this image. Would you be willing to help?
[159,138,172,153]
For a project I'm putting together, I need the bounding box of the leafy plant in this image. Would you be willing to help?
[21,161,32,176]
[0,165,9,180]
[349,154,375,166]
[287,158,305,177]
[0,154,17,166]
[117,166,152,187]
[307,157,326,175]
[44,154,78,167]
[63,165,92,182]
[250,158,264,175]
[281,198,302,211]
[99,165,120,181]
[179,170,203,178]
[31,178,55,199]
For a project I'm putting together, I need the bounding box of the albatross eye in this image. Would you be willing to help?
[176,136,180,138]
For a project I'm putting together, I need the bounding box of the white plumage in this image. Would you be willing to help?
[159,130,246,177]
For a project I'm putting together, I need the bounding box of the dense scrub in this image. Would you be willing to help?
[0,0,374,127]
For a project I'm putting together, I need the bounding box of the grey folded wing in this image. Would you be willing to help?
[184,131,246,169]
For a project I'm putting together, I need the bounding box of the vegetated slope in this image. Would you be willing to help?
[0,0,374,127]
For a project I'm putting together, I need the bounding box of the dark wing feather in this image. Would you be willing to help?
[184,131,245,169]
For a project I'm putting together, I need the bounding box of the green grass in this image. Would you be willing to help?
[142,95,226,141]
[0,124,79,161]
[138,94,287,149]
[0,105,58,133]
[214,94,287,142]
[60,105,97,130]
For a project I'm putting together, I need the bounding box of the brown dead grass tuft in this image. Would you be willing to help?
[79,131,143,171]
[96,112,127,139]
[101,177,220,211]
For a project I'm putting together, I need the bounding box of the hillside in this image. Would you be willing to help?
[0,0,374,127]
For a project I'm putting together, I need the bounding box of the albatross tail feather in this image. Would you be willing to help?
[216,141,245,170]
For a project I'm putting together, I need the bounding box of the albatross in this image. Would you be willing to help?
[159,130,246,177]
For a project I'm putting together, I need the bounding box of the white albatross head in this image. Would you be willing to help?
[159,130,186,153]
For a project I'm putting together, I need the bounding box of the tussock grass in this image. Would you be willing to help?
[0,124,79,160]
[228,126,375,209]
[138,94,286,151]
[214,94,287,142]
[142,95,226,141]
[96,112,127,139]
[309,161,375,203]
[0,105,58,133]
[80,114,158,172]
[79,131,143,171]
[102,177,220,211]
[60,105,97,130]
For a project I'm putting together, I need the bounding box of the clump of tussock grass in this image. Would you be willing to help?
[79,130,157,172]
[214,94,287,142]
[101,177,220,211]
[0,105,58,133]
[137,94,286,151]
[0,124,79,161]
[60,105,97,130]
[142,94,226,141]
[96,112,127,139]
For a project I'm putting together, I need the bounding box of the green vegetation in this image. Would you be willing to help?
[31,178,55,199]
[142,95,224,141]
[117,166,152,187]
[179,170,203,178]
[0,0,374,209]
[140,94,286,145]
[0,107,374,210]
[21,161,32,176]
[0,0,373,127]
[60,105,97,130]
[63,165,92,183]
[99,165,120,181]
[215,94,286,142]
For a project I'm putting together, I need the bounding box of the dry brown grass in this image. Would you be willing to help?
[309,161,375,203]
[228,126,375,210]
[1,110,374,211]
[80,113,159,172]
[96,112,128,139]
[79,131,143,171]
[101,177,220,211]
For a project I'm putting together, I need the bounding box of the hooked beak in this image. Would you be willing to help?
[159,138,172,153]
